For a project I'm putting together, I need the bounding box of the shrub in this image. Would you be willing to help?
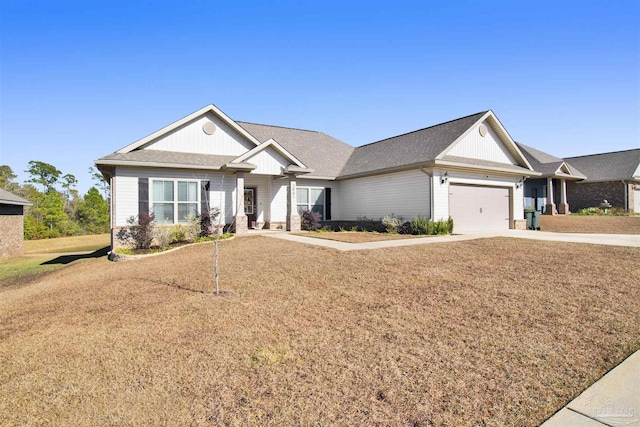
[301,210,321,231]
[575,207,630,216]
[410,216,432,235]
[410,216,453,235]
[154,224,172,250]
[117,212,155,249]
[382,214,403,233]
[169,224,186,243]
[184,215,201,242]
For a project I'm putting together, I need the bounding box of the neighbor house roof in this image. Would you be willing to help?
[516,142,586,180]
[564,149,640,183]
[237,122,354,178]
[0,188,32,206]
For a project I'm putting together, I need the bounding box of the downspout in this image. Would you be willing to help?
[420,166,434,220]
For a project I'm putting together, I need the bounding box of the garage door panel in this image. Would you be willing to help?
[450,184,510,233]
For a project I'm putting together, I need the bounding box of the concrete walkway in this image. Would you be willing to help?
[540,350,640,427]
[266,229,640,251]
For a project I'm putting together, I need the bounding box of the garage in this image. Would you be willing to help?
[449,184,510,233]
[634,186,640,213]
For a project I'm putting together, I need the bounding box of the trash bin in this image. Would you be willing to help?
[525,211,533,229]
[531,211,540,230]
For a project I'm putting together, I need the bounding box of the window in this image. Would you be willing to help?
[152,179,199,224]
[297,187,324,220]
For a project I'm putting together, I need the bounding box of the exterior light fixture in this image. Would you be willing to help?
[440,172,449,184]
[516,178,523,189]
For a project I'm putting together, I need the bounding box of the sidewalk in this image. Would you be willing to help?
[266,229,640,251]
[540,350,640,426]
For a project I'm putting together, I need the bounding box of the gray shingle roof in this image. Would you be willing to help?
[564,149,640,182]
[516,142,586,179]
[96,150,237,169]
[338,112,487,177]
[0,188,32,206]
[237,122,354,177]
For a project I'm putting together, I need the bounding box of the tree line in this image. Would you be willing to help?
[0,162,110,239]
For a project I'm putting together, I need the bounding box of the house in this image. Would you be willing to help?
[564,149,640,212]
[516,143,587,214]
[0,188,32,259]
[95,104,540,247]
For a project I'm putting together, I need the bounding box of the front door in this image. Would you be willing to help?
[244,188,257,228]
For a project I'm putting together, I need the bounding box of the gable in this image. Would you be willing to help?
[243,146,290,175]
[445,120,518,165]
[140,111,255,156]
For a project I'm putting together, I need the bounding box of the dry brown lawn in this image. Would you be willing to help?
[539,215,640,234]
[1,236,639,426]
[296,231,421,243]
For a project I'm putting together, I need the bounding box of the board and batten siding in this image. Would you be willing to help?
[432,170,524,223]
[114,167,237,226]
[446,122,517,165]
[338,169,430,221]
[244,147,289,175]
[143,112,255,156]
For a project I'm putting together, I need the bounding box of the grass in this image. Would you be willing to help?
[1,236,639,425]
[297,230,421,243]
[539,215,640,234]
[24,233,110,254]
[0,256,64,290]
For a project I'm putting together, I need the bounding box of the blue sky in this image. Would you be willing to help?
[1,0,638,194]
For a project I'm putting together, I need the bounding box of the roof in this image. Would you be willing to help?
[516,142,586,179]
[96,150,237,170]
[237,122,354,178]
[338,112,487,177]
[564,149,640,182]
[0,188,32,206]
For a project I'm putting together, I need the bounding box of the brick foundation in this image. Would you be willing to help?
[0,205,25,260]
[544,204,556,215]
[557,203,569,215]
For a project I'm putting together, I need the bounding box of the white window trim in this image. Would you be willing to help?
[150,178,201,224]
[296,186,325,219]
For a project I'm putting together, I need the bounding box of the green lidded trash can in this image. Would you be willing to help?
[531,211,540,230]
[525,211,533,229]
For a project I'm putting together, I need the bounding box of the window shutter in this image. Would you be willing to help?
[325,187,331,220]
[201,180,210,216]
[138,178,149,217]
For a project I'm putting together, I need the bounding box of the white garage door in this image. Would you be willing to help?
[634,188,640,213]
[449,184,510,233]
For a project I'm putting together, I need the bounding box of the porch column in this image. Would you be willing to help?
[544,177,556,215]
[557,179,569,215]
[286,175,301,232]
[233,172,248,234]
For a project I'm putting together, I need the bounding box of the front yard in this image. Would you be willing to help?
[1,236,638,426]
[539,215,640,234]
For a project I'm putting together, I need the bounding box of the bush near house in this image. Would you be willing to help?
[409,216,454,235]
[574,207,633,216]
[301,210,321,231]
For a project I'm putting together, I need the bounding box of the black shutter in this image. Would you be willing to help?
[138,178,149,217]
[201,180,210,216]
[325,187,331,220]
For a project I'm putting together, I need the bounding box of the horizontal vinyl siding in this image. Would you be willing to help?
[339,169,430,221]
[447,122,517,165]
[114,167,236,226]
[145,111,254,156]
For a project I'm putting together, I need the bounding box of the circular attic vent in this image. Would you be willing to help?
[478,123,488,137]
[202,121,217,135]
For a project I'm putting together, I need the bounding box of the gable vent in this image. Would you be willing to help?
[202,121,217,135]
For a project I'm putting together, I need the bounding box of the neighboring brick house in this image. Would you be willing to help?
[564,149,640,213]
[0,188,32,260]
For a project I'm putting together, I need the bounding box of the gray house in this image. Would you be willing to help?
[0,188,32,259]
[564,149,640,212]
[517,143,586,214]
